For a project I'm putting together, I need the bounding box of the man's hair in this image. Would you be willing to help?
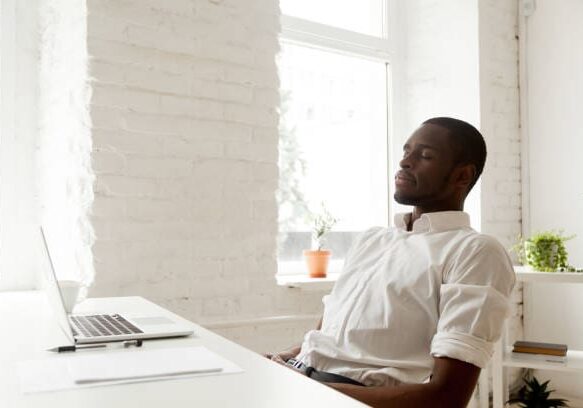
[422,117,487,192]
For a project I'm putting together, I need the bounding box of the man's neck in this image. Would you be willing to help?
[407,206,464,231]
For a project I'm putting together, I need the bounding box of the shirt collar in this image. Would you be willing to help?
[393,211,471,233]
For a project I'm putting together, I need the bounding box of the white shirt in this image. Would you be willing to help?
[296,211,515,387]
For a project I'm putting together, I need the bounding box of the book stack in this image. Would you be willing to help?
[511,340,568,363]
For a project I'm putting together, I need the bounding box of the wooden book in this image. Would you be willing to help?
[513,341,568,356]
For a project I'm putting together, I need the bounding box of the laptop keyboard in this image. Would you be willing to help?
[70,314,143,338]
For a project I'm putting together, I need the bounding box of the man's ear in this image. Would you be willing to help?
[452,164,476,190]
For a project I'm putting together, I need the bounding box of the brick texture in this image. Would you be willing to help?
[479,0,522,251]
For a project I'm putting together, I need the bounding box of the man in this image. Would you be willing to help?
[266,117,515,407]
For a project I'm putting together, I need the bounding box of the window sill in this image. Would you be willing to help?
[276,260,342,291]
[276,273,339,291]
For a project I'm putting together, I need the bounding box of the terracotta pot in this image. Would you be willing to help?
[303,250,331,278]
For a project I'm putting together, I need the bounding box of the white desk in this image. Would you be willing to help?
[0,291,367,408]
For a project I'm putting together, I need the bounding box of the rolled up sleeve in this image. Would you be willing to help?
[431,236,516,368]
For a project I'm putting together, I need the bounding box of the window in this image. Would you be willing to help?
[280,0,385,37]
[0,0,40,290]
[277,1,393,274]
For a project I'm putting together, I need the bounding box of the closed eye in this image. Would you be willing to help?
[403,150,434,160]
[402,144,438,160]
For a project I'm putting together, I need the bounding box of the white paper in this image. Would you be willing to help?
[17,346,243,394]
[69,346,232,383]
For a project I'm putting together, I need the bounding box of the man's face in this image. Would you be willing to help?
[394,124,458,207]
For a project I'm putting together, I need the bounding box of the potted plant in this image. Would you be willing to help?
[507,376,569,407]
[303,205,337,278]
[513,231,575,272]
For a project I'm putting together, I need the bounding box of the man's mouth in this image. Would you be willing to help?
[395,171,415,185]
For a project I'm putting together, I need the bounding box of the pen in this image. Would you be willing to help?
[47,344,107,353]
[47,340,143,353]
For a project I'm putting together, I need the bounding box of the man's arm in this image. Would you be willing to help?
[264,317,323,363]
[327,357,480,408]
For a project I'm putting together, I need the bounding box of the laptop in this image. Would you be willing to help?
[39,227,194,344]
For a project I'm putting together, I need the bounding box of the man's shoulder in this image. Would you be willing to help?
[359,226,389,239]
[347,226,399,254]
[457,231,509,255]
[451,232,514,273]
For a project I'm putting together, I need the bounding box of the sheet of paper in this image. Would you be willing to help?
[17,346,243,394]
[68,346,232,383]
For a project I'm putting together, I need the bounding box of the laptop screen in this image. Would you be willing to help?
[38,227,75,344]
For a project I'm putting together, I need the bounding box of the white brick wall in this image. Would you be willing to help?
[478,0,522,251]
[86,0,327,351]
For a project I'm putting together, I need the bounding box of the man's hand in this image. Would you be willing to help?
[263,346,301,366]
[263,318,321,368]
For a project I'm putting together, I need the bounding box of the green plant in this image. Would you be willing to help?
[311,205,338,251]
[512,231,575,272]
[507,376,569,407]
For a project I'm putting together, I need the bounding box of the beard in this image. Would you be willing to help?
[393,172,453,206]
[393,191,420,206]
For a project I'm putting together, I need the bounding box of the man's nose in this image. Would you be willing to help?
[399,154,412,169]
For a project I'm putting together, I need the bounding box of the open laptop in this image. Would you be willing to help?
[39,227,194,344]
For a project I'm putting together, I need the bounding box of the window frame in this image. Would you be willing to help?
[277,1,399,276]
[280,15,394,61]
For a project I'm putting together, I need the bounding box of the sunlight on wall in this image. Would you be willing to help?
[38,0,94,292]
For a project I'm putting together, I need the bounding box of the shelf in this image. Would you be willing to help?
[514,266,583,283]
[492,268,583,408]
[503,348,583,373]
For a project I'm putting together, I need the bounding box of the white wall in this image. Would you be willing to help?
[394,0,481,222]
[84,0,323,352]
[0,0,40,290]
[398,0,522,251]
[523,0,583,397]
[526,0,583,261]
[402,0,481,132]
